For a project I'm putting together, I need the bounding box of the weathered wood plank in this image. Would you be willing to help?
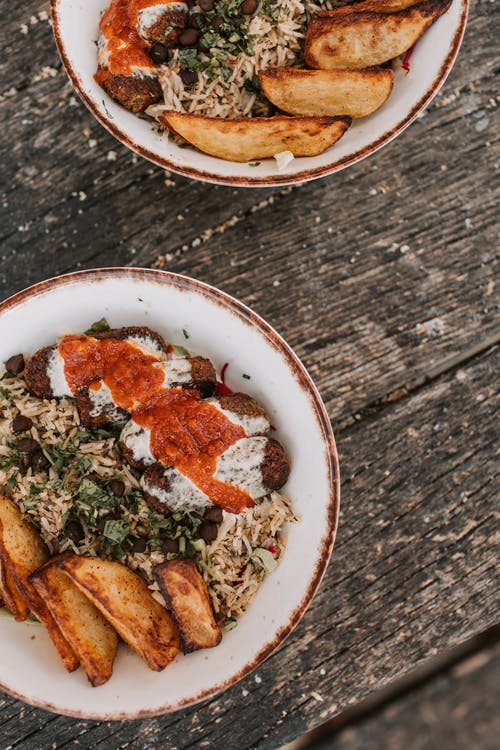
[0,1,497,427]
[1,344,497,750]
[308,643,500,750]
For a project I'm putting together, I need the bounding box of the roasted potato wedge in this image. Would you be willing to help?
[57,554,180,671]
[0,558,30,620]
[0,497,79,671]
[260,68,393,118]
[31,556,119,687]
[154,559,222,653]
[319,0,424,16]
[305,0,452,69]
[161,112,351,162]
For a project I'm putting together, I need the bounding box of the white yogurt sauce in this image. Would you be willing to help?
[87,382,125,421]
[215,437,268,500]
[127,335,166,359]
[141,467,211,513]
[46,349,72,397]
[159,356,193,387]
[120,420,155,465]
[205,399,270,436]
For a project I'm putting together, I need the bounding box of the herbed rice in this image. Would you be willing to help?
[0,372,296,625]
[147,0,345,121]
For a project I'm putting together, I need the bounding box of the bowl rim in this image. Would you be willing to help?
[0,267,340,718]
[50,0,469,187]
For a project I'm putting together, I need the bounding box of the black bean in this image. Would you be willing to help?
[17,437,39,453]
[211,13,224,30]
[204,505,223,523]
[189,12,202,29]
[131,537,147,553]
[12,415,33,434]
[83,472,101,484]
[162,538,179,554]
[5,354,25,375]
[31,449,49,470]
[240,0,257,12]
[179,27,199,46]
[65,519,84,544]
[199,521,218,542]
[180,69,198,86]
[109,479,125,497]
[150,42,169,64]
[198,0,214,10]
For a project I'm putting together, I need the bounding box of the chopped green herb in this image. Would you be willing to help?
[244,75,261,94]
[242,373,251,379]
[78,478,118,509]
[172,344,190,356]
[223,618,237,631]
[0,386,10,398]
[76,456,93,475]
[261,0,280,24]
[103,519,130,544]
[85,317,111,335]
[190,538,206,552]
[182,329,190,340]
[251,547,278,574]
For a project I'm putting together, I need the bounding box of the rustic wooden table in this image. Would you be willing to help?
[0,0,498,747]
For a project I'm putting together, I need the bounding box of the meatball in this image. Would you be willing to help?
[215,436,290,498]
[24,345,57,399]
[92,326,169,358]
[94,68,162,114]
[135,1,188,45]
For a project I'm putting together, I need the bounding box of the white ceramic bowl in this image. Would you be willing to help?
[51,0,468,186]
[0,268,339,718]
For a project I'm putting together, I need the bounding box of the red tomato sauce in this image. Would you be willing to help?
[58,334,253,513]
[98,0,155,76]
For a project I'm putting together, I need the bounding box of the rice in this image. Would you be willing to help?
[0,371,296,624]
[146,0,345,121]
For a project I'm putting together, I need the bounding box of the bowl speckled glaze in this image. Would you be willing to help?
[0,268,339,718]
[51,0,468,187]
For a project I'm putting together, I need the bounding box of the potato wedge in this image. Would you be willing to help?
[31,555,119,687]
[57,554,180,671]
[161,112,351,162]
[260,68,393,119]
[305,0,452,69]
[154,560,222,653]
[0,559,30,620]
[319,0,424,17]
[0,497,79,671]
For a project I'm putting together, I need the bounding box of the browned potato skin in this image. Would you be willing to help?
[57,554,181,671]
[0,559,30,620]
[305,0,452,70]
[0,497,79,671]
[319,0,424,16]
[161,112,352,162]
[31,555,119,687]
[154,559,222,653]
[259,67,394,119]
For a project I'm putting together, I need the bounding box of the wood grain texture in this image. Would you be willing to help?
[0,0,498,747]
[0,344,497,750]
[312,642,500,750]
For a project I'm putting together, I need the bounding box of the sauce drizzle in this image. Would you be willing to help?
[59,334,253,513]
